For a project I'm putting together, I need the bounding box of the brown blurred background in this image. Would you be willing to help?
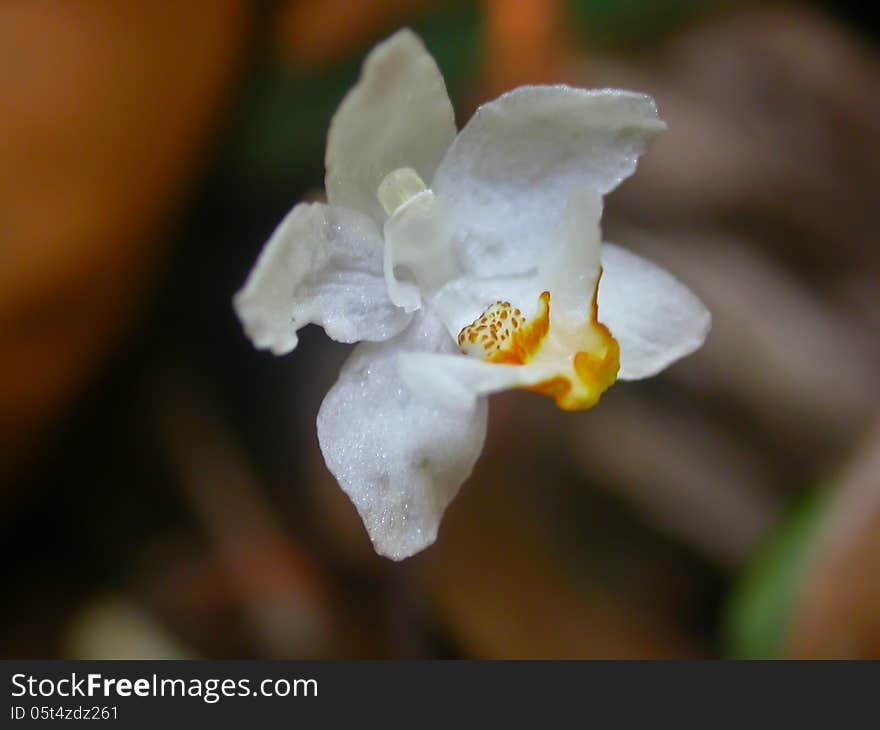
[2,0,879,659]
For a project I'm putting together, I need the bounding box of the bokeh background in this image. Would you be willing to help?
[3,0,879,659]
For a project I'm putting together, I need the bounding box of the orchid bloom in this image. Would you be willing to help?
[234,29,710,560]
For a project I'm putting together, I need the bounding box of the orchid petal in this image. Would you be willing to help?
[598,243,710,380]
[233,203,411,355]
[316,311,488,560]
[432,86,665,277]
[325,29,456,224]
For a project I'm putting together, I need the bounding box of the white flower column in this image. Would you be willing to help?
[234,29,710,560]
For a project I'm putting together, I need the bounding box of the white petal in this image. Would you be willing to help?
[316,312,488,560]
[399,352,555,410]
[432,86,666,277]
[325,29,456,223]
[598,243,710,380]
[233,203,411,355]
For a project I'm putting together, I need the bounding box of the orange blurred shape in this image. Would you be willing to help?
[276,0,578,92]
[482,0,577,94]
[276,0,439,68]
[0,1,249,482]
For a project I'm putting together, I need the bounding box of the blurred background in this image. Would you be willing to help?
[2,0,879,659]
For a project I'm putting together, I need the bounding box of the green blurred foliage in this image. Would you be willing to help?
[567,0,720,48]
[723,488,832,659]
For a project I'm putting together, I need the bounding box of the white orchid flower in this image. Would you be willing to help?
[234,29,710,560]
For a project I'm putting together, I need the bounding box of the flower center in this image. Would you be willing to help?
[459,297,544,362]
[377,167,457,313]
[458,277,620,411]
[378,167,427,216]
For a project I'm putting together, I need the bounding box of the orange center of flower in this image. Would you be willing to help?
[457,275,620,411]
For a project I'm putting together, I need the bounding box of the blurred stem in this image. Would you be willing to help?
[723,487,831,659]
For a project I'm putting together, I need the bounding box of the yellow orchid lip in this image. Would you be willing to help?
[457,273,619,411]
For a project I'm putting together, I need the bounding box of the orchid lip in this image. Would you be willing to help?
[456,277,620,411]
